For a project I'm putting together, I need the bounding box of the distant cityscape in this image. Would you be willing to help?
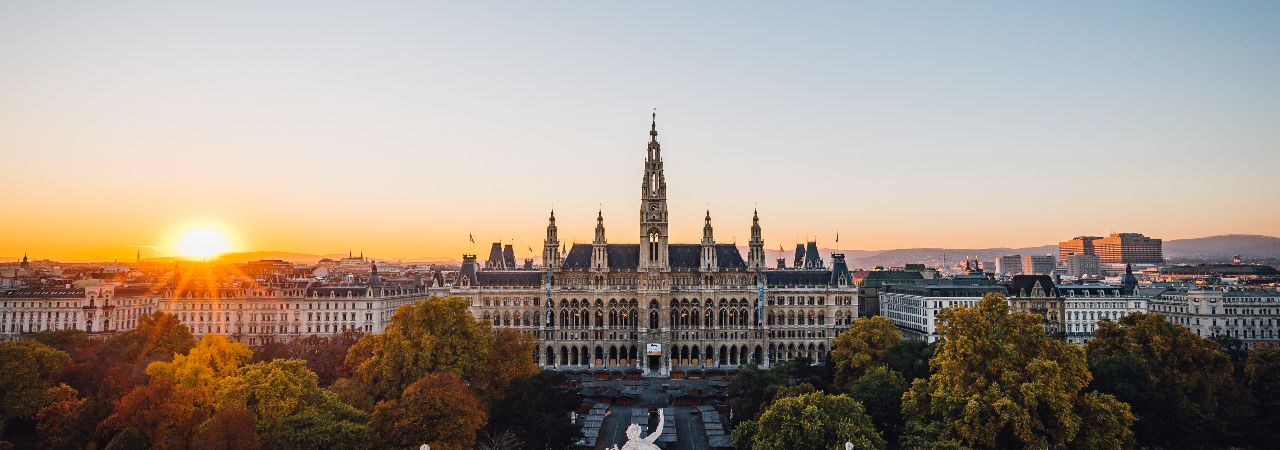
[4,119,1278,364]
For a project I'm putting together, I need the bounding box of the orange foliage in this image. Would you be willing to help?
[371,372,488,450]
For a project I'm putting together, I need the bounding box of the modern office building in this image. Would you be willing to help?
[1063,254,1102,278]
[1095,233,1163,264]
[995,255,1023,275]
[1022,255,1056,275]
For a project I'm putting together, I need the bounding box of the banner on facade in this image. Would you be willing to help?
[646,343,662,356]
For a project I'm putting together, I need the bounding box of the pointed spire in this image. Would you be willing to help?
[650,109,658,141]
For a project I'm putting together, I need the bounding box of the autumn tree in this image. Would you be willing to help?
[193,404,261,450]
[0,340,72,436]
[830,316,902,388]
[36,383,84,449]
[733,391,885,450]
[346,296,495,402]
[1086,312,1231,449]
[483,371,583,450]
[475,328,539,404]
[370,372,488,450]
[102,376,207,450]
[147,334,253,407]
[901,293,1135,449]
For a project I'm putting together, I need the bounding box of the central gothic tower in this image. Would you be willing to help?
[639,113,669,271]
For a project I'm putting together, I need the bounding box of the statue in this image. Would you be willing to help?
[609,409,665,450]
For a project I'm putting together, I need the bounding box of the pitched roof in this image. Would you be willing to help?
[561,243,745,270]
[765,270,832,286]
[1006,275,1060,298]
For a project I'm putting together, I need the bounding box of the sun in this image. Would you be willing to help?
[175,227,232,258]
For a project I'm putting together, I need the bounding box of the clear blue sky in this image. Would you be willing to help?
[2,1,1277,260]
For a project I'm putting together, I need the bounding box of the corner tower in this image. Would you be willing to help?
[639,113,669,271]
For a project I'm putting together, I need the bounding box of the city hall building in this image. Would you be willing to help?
[444,117,858,376]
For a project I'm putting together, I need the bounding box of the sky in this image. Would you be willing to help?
[2,1,1278,262]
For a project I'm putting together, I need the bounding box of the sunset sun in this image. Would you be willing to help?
[175,227,231,258]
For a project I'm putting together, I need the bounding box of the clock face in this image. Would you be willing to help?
[649,203,659,212]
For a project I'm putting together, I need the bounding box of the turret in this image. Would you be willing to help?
[592,210,609,271]
[700,211,717,272]
[747,209,766,271]
[543,210,561,270]
[793,244,805,268]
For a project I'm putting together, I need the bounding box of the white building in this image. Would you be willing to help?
[1057,284,1149,345]
[1153,288,1280,347]
[879,284,1008,343]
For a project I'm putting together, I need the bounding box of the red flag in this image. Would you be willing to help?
[469,233,474,244]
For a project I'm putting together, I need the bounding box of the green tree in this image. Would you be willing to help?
[370,372,488,450]
[901,293,1135,449]
[346,296,495,401]
[1086,312,1231,450]
[217,359,373,450]
[103,428,148,450]
[885,339,936,383]
[0,340,72,436]
[735,391,885,450]
[830,316,902,388]
[26,329,90,360]
[484,371,583,450]
[727,362,788,424]
[1246,341,1280,445]
[847,366,906,445]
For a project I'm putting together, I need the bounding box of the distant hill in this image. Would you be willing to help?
[1164,234,1280,259]
[848,246,1058,269]
[202,251,457,265]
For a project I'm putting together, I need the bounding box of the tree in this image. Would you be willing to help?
[371,372,488,450]
[727,362,788,425]
[193,405,261,450]
[847,366,906,446]
[327,378,376,413]
[830,316,901,388]
[476,328,539,404]
[1246,341,1280,444]
[103,428,148,450]
[216,359,373,450]
[885,339,936,383]
[735,392,885,450]
[26,329,90,360]
[1086,312,1231,450]
[484,371,583,450]
[101,377,206,450]
[346,296,494,401]
[147,334,253,407]
[0,340,72,436]
[36,383,85,449]
[901,293,1135,449]
[102,312,195,364]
